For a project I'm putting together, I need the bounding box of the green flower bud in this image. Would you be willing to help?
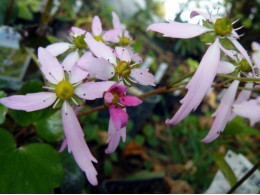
[215,17,233,36]
[74,35,87,49]
[116,61,131,77]
[238,59,251,72]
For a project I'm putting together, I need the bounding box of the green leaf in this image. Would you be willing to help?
[200,32,216,43]
[34,110,64,142]
[0,129,63,193]
[60,151,85,194]
[224,116,260,136]
[134,135,145,146]
[0,91,8,124]
[143,124,154,137]
[213,153,237,187]
[220,38,236,50]
[104,159,113,177]
[17,2,33,20]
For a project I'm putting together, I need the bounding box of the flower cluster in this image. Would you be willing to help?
[0,12,155,185]
[148,10,256,143]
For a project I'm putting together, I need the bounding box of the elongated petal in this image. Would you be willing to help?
[62,51,80,71]
[105,118,126,154]
[147,21,211,39]
[115,47,131,63]
[230,38,252,66]
[109,105,129,130]
[217,61,235,74]
[252,42,260,69]
[233,99,260,126]
[130,68,156,86]
[46,42,71,56]
[202,80,239,143]
[38,47,64,84]
[112,12,122,30]
[119,95,142,107]
[85,33,116,65]
[0,92,56,112]
[69,27,86,36]
[59,139,67,152]
[75,81,115,100]
[190,10,211,20]
[252,42,260,51]
[103,29,121,43]
[77,52,115,80]
[92,15,102,36]
[166,39,220,125]
[228,82,253,121]
[69,66,88,84]
[61,102,98,185]
[127,47,142,63]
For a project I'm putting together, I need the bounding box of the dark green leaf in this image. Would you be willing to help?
[104,159,113,177]
[200,32,216,43]
[34,110,64,142]
[220,38,236,50]
[0,129,63,193]
[213,153,237,187]
[143,124,154,137]
[0,91,8,124]
[224,117,260,136]
[60,151,85,194]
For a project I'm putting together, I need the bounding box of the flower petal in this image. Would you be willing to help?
[229,38,252,66]
[77,52,115,80]
[202,80,239,143]
[217,61,235,74]
[109,83,128,94]
[119,95,142,107]
[59,139,67,152]
[85,33,116,65]
[252,42,260,69]
[104,92,114,104]
[38,47,64,84]
[105,118,126,154]
[115,47,131,63]
[46,42,71,56]
[0,92,56,112]
[166,39,220,125]
[147,21,211,39]
[112,12,122,30]
[69,26,86,36]
[130,68,156,86]
[190,10,211,20]
[233,99,260,126]
[61,102,98,185]
[62,51,80,71]
[103,29,121,43]
[92,15,102,36]
[109,105,129,130]
[75,81,115,100]
[69,66,88,84]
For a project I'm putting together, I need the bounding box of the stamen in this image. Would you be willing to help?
[48,72,59,83]
[234,26,243,31]
[70,97,79,106]
[123,78,131,86]
[72,81,83,87]
[130,62,138,67]
[42,86,55,91]
[52,98,61,109]
[232,19,240,25]
[128,76,136,83]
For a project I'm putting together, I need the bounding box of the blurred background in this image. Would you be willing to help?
[0,0,260,193]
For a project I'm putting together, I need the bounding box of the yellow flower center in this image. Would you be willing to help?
[55,81,74,100]
[74,34,87,49]
[94,35,104,42]
[239,59,251,72]
[215,17,233,36]
[112,92,120,104]
[120,36,130,46]
[116,61,131,77]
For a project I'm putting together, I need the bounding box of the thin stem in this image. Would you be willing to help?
[227,160,260,194]
[4,0,14,25]
[217,74,260,83]
[24,47,41,67]
[77,105,106,117]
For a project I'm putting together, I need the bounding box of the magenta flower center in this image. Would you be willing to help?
[55,80,74,100]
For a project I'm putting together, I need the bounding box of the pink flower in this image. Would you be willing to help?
[77,33,156,86]
[147,10,252,125]
[0,48,116,186]
[103,12,133,46]
[233,97,260,126]
[103,84,142,153]
[201,80,239,143]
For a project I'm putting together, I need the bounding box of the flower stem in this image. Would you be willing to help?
[227,160,260,194]
[217,74,260,83]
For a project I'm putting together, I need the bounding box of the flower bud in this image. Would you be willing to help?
[74,35,87,49]
[215,17,233,36]
[238,59,251,72]
[116,61,131,77]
